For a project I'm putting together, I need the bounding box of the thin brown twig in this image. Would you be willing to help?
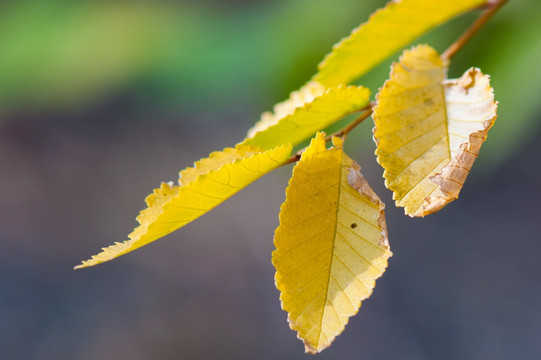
[282,104,374,165]
[282,151,303,166]
[442,0,509,60]
[326,105,374,142]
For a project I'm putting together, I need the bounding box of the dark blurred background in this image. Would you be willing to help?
[1,0,540,359]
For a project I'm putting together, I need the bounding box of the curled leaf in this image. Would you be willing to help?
[75,143,292,269]
[373,45,497,217]
[314,0,487,87]
[273,132,391,353]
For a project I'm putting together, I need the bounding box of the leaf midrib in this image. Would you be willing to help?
[314,148,344,349]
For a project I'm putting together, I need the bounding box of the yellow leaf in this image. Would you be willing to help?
[373,45,497,217]
[247,81,327,139]
[273,132,391,353]
[243,82,370,150]
[314,0,487,87]
[75,143,292,269]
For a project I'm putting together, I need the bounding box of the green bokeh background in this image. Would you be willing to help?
[1,1,540,359]
[1,0,540,165]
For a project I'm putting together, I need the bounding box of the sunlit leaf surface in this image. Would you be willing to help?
[273,132,391,353]
[314,0,487,87]
[243,83,370,150]
[76,143,292,268]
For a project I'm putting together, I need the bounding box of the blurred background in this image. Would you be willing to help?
[1,0,540,359]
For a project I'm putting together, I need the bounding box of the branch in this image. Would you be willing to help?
[442,0,509,60]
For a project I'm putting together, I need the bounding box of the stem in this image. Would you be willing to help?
[442,0,509,60]
[326,106,373,142]
[282,104,374,165]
